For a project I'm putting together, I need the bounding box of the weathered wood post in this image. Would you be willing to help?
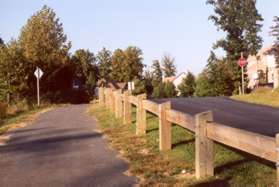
[123,90,132,125]
[108,88,115,112]
[98,87,105,105]
[114,90,122,118]
[136,94,147,136]
[276,133,279,186]
[195,111,214,179]
[158,101,171,151]
[105,88,110,109]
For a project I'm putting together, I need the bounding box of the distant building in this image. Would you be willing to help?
[97,79,127,91]
[247,45,279,89]
[162,72,187,95]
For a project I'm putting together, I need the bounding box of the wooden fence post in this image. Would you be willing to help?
[114,90,122,118]
[123,91,132,125]
[195,111,214,179]
[108,88,115,112]
[98,87,105,105]
[136,94,147,136]
[159,101,171,151]
[276,133,279,185]
[105,88,110,109]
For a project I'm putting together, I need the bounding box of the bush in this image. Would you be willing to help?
[152,82,177,98]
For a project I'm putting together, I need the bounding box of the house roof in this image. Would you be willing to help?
[163,72,187,83]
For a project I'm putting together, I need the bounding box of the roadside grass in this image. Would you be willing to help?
[232,87,279,108]
[0,105,54,135]
[89,104,276,186]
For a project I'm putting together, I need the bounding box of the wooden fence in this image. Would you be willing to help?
[98,87,279,182]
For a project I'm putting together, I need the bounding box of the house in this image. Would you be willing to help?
[162,72,187,95]
[247,45,279,89]
[97,79,127,91]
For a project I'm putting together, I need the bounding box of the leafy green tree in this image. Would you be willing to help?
[207,0,263,94]
[161,54,176,77]
[132,78,146,95]
[152,82,177,98]
[18,5,71,95]
[194,72,214,97]
[271,16,279,65]
[72,49,97,92]
[96,47,112,80]
[178,72,195,97]
[0,40,27,103]
[124,46,144,81]
[111,48,126,82]
[151,60,162,85]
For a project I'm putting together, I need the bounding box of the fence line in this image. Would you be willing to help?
[97,87,279,182]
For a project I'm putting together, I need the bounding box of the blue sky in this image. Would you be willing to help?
[0,0,278,75]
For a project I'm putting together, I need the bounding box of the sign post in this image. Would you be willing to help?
[237,53,248,95]
[34,67,43,107]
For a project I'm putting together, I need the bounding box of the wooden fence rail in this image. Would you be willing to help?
[98,87,279,183]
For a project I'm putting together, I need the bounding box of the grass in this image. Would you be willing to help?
[0,105,54,135]
[232,87,279,108]
[88,104,276,186]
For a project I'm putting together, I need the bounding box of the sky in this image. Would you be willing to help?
[0,0,278,75]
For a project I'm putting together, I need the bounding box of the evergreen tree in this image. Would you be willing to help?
[178,72,195,97]
[194,72,214,97]
[151,60,162,84]
[96,47,112,80]
[207,0,263,94]
[162,54,176,77]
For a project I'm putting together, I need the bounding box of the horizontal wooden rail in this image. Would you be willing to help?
[128,95,138,106]
[207,122,276,162]
[142,100,159,115]
[166,109,195,132]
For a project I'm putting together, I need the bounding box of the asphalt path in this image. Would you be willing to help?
[152,97,279,137]
[0,105,136,187]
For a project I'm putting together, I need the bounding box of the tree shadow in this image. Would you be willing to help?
[172,138,194,149]
[146,127,159,133]
[192,178,230,187]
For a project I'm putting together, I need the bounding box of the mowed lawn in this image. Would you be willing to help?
[89,104,276,186]
[232,87,279,108]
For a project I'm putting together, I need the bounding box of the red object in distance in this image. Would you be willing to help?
[238,57,247,67]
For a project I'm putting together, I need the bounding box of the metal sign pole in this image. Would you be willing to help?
[241,66,245,95]
[37,70,40,107]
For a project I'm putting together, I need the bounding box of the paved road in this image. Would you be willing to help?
[153,97,279,137]
[0,105,136,187]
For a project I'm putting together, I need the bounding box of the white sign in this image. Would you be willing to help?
[128,82,135,91]
[34,67,43,79]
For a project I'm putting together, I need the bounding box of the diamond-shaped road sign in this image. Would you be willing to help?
[34,67,43,79]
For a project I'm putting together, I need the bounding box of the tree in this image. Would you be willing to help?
[271,16,279,65]
[178,72,195,97]
[162,54,176,77]
[18,5,71,95]
[207,0,263,94]
[124,46,144,81]
[132,78,146,95]
[96,47,112,80]
[152,82,177,98]
[151,60,162,85]
[72,49,97,92]
[111,48,126,82]
[194,73,214,97]
[0,40,27,102]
